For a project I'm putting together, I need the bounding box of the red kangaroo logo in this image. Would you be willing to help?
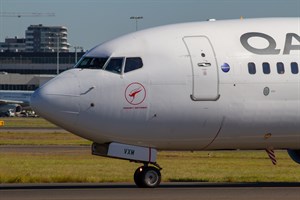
[129,87,142,103]
[125,82,146,105]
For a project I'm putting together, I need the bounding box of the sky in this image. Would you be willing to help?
[0,0,299,51]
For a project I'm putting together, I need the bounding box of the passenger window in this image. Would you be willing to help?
[276,62,284,74]
[291,62,299,74]
[248,62,256,74]
[263,62,270,74]
[104,57,124,74]
[124,57,143,73]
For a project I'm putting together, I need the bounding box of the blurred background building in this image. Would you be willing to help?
[0,24,85,91]
[25,24,69,52]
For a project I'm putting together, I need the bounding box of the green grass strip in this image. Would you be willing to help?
[1,151,300,183]
[0,117,57,128]
[0,132,90,145]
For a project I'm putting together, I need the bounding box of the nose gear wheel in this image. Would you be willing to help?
[134,166,161,188]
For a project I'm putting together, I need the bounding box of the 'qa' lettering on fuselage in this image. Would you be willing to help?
[240,32,300,55]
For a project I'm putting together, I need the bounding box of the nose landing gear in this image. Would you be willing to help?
[134,164,162,188]
[91,142,162,187]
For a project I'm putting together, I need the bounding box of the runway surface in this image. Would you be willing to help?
[0,127,68,133]
[1,183,300,200]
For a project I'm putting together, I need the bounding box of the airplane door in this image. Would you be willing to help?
[183,36,220,101]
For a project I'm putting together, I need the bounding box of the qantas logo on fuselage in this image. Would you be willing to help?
[125,82,146,106]
[240,32,300,55]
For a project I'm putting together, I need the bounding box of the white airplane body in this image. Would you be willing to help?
[31,18,300,187]
[0,90,33,116]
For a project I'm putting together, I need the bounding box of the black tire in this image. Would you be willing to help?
[134,166,145,187]
[140,166,161,188]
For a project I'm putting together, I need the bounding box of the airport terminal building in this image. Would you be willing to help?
[0,51,85,91]
[0,24,85,91]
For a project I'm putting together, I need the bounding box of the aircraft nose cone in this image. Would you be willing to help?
[30,71,80,127]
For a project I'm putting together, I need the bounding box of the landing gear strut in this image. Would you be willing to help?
[134,164,162,188]
[91,142,161,187]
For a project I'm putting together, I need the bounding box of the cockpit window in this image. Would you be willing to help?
[124,57,143,73]
[75,56,143,75]
[104,57,124,74]
[76,57,108,69]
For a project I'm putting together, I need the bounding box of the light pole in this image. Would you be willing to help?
[56,35,60,75]
[73,46,83,63]
[130,16,143,31]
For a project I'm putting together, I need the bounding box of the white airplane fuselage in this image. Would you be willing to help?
[31,18,300,151]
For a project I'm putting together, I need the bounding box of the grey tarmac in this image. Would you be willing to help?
[0,127,68,133]
[1,183,300,200]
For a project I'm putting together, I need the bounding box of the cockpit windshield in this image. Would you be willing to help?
[75,56,143,75]
[76,57,109,69]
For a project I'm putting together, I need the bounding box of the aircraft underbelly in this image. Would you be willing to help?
[210,97,300,150]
